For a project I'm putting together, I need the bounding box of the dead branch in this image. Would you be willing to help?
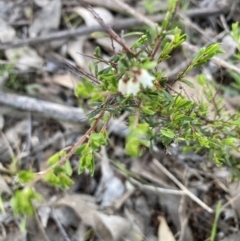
[0,91,86,123]
[0,8,223,50]
[80,1,136,56]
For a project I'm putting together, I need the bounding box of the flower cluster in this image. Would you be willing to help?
[118,69,155,96]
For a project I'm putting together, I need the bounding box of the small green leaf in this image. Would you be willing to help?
[141,105,156,115]
[78,153,94,175]
[162,90,173,102]
[11,188,42,216]
[89,132,107,147]
[75,143,88,155]
[126,137,141,157]
[47,150,66,166]
[58,173,74,188]
[222,138,236,146]
[93,46,101,57]
[179,116,195,122]
[197,75,207,85]
[81,145,91,156]
[194,132,210,148]
[141,61,157,70]
[18,170,35,183]
[64,160,73,176]
[160,128,175,139]
[44,172,59,186]
[180,79,195,88]
[231,120,240,125]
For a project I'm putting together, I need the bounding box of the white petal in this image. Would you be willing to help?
[137,69,154,88]
[118,78,127,95]
[126,79,140,96]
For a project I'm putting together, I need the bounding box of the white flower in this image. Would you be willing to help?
[118,69,154,96]
[118,78,128,95]
[137,69,155,88]
[126,78,140,96]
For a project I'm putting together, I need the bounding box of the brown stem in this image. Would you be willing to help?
[33,108,106,182]
[80,1,136,57]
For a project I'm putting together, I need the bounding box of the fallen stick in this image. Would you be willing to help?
[0,91,86,123]
[153,159,213,213]
[0,91,129,137]
[0,8,223,50]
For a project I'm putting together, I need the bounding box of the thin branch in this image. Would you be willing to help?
[112,0,155,28]
[153,159,213,213]
[0,91,87,123]
[62,59,100,84]
[34,108,105,181]
[0,8,223,50]
[80,1,136,57]
[129,177,185,195]
[105,1,240,76]
[52,208,72,241]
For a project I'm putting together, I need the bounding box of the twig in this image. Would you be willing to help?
[108,1,240,76]
[221,192,240,211]
[80,1,136,57]
[135,169,174,189]
[0,8,223,50]
[34,108,105,181]
[152,159,213,213]
[114,190,135,210]
[112,0,155,28]
[129,177,185,195]
[62,59,100,84]
[0,91,86,123]
[0,91,130,138]
[52,208,72,241]
[29,214,51,241]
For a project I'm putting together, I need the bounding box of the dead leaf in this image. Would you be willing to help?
[67,36,87,68]
[55,194,132,241]
[95,147,125,207]
[0,231,26,241]
[0,17,16,42]
[0,1,13,20]
[33,0,50,7]
[221,231,240,241]
[43,73,79,89]
[158,194,193,241]
[74,7,113,27]
[0,17,44,70]
[81,0,125,13]
[228,182,240,217]
[219,35,236,60]
[158,216,176,241]
[29,0,62,38]
[5,47,44,71]
[95,37,123,53]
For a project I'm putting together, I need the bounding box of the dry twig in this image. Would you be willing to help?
[0,8,222,50]
[129,177,185,195]
[110,1,240,76]
[0,91,86,123]
[80,1,136,56]
[52,209,71,241]
[153,159,213,213]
